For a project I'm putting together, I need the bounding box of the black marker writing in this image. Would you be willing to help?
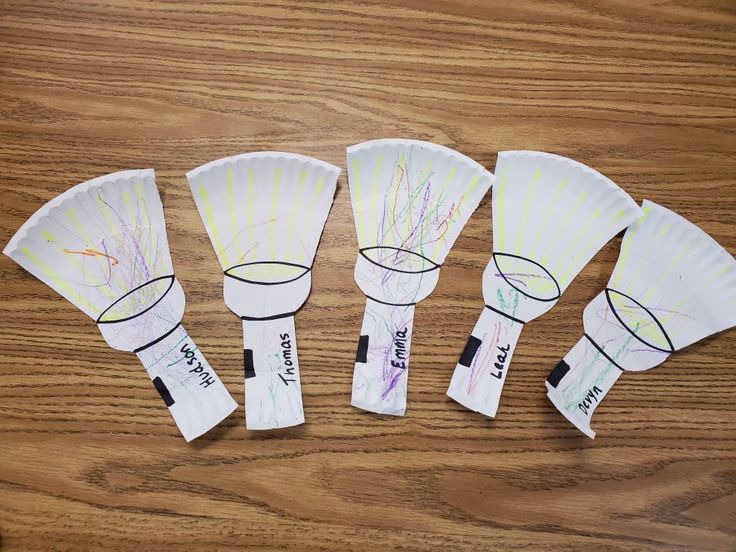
[578,385,603,415]
[278,332,297,385]
[491,344,510,380]
[391,327,408,370]
[182,343,214,387]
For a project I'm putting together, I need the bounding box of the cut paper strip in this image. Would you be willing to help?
[3,169,237,442]
[546,200,736,438]
[447,151,642,418]
[348,139,493,415]
[187,153,339,430]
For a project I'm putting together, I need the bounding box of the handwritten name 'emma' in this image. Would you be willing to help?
[578,385,603,415]
[490,344,510,380]
[278,332,297,386]
[182,343,215,387]
[391,327,409,370]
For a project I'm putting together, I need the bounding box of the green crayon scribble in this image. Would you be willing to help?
[562,323,638,413]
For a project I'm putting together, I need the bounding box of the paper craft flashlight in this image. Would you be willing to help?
[3,170,237,441]
[347,139,493,416]
[446,151,642,418]
[187,153,339,430]
[546,200,736,438]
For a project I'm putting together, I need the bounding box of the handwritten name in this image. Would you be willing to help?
[391,327,409,370]
[578,386,603,415]
[491,344,510,380]
[278,332,297,386]
[182,343,215,387]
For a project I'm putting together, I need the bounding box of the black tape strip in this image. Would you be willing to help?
[459,335,482,367]
[356,335,369,363]
[244,349,256,379]
[152,376,175,407]
[546,359,570,388]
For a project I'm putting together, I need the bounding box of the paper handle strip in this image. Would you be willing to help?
[447,305,524,418]
[242,316,305,430]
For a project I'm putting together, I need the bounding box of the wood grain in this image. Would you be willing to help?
[1,1,735,550]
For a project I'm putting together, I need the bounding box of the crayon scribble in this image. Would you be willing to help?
[63,248,119,266]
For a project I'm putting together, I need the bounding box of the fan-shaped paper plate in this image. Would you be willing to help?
[545,200,736,438]
[4,169,172,322]
[348,139,492,270]
[4,169,238,441]
[491,151,641,310]
[606,199,736,352]
[187,152,339,280]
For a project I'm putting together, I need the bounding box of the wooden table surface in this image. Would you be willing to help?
[1,1,735,550]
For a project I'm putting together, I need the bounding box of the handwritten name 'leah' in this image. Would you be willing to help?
[491,344,510,380]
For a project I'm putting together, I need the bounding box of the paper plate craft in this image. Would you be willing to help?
[348,139,493,415]
[447,151,642,418]
[187,153,339,430]
[545,200,736,438]
[3,169,237,442]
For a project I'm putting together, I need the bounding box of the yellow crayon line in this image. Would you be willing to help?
[514,169,542,256]
[555,208,603,287]
[539,189,588,267]
[65,206,121,287]
[385,155,405,248]
[198,180,229,269]
[246,167,256,250]
[133,180,150,227]
[640,239,701,304]
[529,176,569,259]
[268,167,282,261]
[660,260,733,329]
[428,164,461,259]
[225,168,242,262]
[494,168,509,251]
[622,216,670,297]
[367,153,384,245]
[287,170,308,262]
[95,189,117,233]
[42,229,117,301]
[120,190,136,224]
[298,175,328,264]
[351,158,365,245]
[463,173,483,212]
[609,208,637,289]
[439,165,458,198]
[131,180,155,269]
[382,153,411,245]
[560,202,633,286]
[65,209,91,245]
[409,159,433,238]
[569,206,630,284]
[433,172,482,255]
[21,246,97,314]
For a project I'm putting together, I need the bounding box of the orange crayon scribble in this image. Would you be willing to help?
[63,248,119,266]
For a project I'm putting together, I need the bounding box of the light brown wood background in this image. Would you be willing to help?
[1,1,735,550]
